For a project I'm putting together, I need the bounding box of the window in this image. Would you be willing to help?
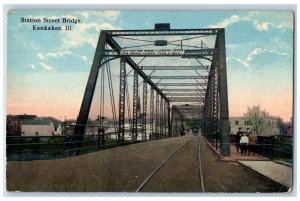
[235,121,239,125]
[35,132,38,135]
[245,121,251,126]
[22,132,25,135]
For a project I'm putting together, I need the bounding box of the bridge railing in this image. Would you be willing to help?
[6,131,171,161]
[203,132,221,151]
[6,133,119,161]
[230,134,293,163]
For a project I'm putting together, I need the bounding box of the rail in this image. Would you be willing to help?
[6,132,170,161]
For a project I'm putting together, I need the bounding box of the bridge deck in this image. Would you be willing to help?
[6,135,290,192]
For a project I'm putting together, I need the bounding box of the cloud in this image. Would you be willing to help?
[228,48,287,67]
[209,12,293,31]
[29,64,36,71]
[37,53,44,60]
[254,21,271,31]
[81,56,88,61]
[249,11,293,31]
[78,10,121,21]
[47,51,73,58]
[209,15,249,28]
[40,62,53,71]
[61,22,118,50]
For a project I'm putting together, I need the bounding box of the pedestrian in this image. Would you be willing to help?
[248,130,257,156]
[181,127,185,137]
[240,132,249,156]
[236,128,243,153]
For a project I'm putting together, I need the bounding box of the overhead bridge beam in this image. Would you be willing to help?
[157,83,206,86]
[108,29,219,36]
[140,66,210,70]
[106,36,169,101]
[165,93,203,96]
[162,89,206,92]
[105,49,214,57]
[149,76,208,79]
[169,97,204,102]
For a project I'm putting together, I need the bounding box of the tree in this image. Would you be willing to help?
[244,105,269,135]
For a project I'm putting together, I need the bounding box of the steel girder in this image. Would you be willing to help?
[71,31,108,156]
[149,76,208,79]
[107,28,218,36]
[140,66,210,70]
[167,101,171,137]
[132,70,139,142]
[106,37,169,102]
[162,89,206,92]
[202,29,230,156]
[160,96,164,137]
[155,92,160,135]
[105,49,214,57]
[118,57,126,143]
[142,81,147,141]
[164,99,168,136]
[150,88,154,138]
[216,30,230,156]
[165,93,203,97]
[157,83,206,86]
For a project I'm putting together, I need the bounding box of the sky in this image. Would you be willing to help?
[6,10,294,122]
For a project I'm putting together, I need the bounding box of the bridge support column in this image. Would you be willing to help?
[132,69,139,142]
[155,92,160,139]
[72,31,108,155]
[217,29,230,156]
[160,96,164,138]
[150,88,154,139]
[167,101,171,137]
[118,57,126,144]
[142,81,147,141]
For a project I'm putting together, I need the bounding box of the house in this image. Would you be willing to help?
[21,119,55,136]
[229,116,282,136]
[6,114,37,135]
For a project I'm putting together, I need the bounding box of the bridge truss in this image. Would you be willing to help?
[71,24,230,156]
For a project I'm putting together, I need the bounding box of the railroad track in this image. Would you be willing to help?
[135,136,205,192]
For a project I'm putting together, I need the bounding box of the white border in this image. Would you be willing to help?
[1,2,298,200]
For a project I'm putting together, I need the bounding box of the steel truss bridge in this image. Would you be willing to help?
[70,23,230,157]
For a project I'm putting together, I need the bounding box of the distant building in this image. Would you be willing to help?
[21,119,55,136]
[229,116,282,136]
[6,114,37,135]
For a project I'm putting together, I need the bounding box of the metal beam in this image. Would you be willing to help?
[73,31,108,156]
[149,76,208,79]
[165,93,203,97]
[140,65,210,70]
[142,81,147,141]
[105,49,214,57]
[106,37,169,101]
[157,83,206,86]
[155,92,160,134]
[162,89,206,92]
[118,57,126,144]
[160,96,164,137]
[217,29,230,156]
[170,98,204,102]
[107,28,218,36]
[132,70,139,142]
[150,88,154,138]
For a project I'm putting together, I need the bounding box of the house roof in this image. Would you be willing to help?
[22,119,53,126]
[7,114,37,121]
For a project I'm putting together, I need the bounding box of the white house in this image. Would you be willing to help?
[230,116,281,136]
[21,119,55,136]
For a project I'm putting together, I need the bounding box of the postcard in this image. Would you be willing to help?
[5,9,294,193]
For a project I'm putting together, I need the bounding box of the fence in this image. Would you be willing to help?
[6,132,149,161]
[230,134,293,163]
